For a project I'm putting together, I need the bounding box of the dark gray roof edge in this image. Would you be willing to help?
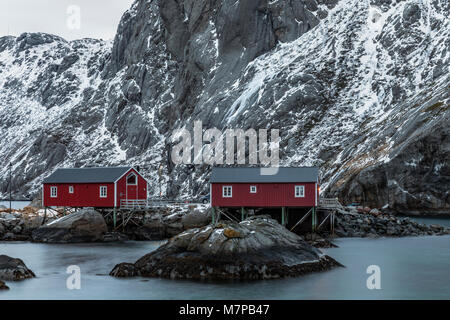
[211,166,320,183]
[42,166,133,183]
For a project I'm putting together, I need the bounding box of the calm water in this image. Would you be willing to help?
[0,201,30,210]
[0,217,449,300]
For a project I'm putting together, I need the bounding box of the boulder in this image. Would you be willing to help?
[31,208,107,243]
[110,216,342,280]
[0,255,35,281]
[2,232,15,240]
[12,225,22,234]
[165,222,184,238]
[0,280,9,290]
[181,208,211,230]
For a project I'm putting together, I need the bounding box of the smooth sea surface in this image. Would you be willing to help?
[0,217,449,300]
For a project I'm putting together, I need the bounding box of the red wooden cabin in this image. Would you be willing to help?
[42,167,148,208]
[210,167,319,208]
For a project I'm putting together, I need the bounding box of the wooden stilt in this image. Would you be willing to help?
[331,211,335,235]
[241,207,245,221]
[217,207,221,222]
[42,207,47,225]
[312,206,316,232]
[282,207,286,226]
[286,207,289,224]
[211,207,215,225]
[113,207,117,229]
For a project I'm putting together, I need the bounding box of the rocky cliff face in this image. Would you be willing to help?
[0,0,448,214]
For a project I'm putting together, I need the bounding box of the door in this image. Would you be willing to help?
[126,172,138,200]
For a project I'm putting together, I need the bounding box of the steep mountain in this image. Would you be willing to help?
[0,0,448,214]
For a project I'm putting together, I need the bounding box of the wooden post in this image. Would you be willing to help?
[286,207,289,224]
[241,207,245,221]
[113,207,117,229]
[217,208,221,222]
[331,211,335,235]
[211,206,215,225]
[42,207,47,226]
[282,207,286,226]
[312,206,316,232]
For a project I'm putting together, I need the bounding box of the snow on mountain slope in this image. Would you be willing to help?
[0,0,448,213]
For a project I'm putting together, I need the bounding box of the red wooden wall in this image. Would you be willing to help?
[43,183,115,207]
[211,182,317,207]
[115,168,148,206]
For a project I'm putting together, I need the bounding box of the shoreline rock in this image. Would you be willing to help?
[2,203,448,244]
[0,255,35,281]
[110,216,343,281]
[31,208,107,243]
[331,208,450,238]
[0,280,9,290]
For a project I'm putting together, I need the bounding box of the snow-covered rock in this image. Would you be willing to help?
[0,0,448,214]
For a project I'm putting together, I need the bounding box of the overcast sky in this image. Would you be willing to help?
[0,0,135,41]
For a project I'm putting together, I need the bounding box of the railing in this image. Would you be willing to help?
[318,198,344,210]
[119,199,198,210]
[120,199,148,210]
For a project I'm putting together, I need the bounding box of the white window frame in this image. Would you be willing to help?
[100,186,108,198]
[126,172,137,186]
[69,186,74,194]
[295,185,305,198]
[222,186,232,198]
[50,186,57,198]
[250,185,257,193]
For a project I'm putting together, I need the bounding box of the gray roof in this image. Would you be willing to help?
[211,167,319,183]
[43,167,133,184]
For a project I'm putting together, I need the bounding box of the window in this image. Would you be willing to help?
[50,186,57,198]
[222,186,232,198]
[250,186,257,193]
[100,186,107,198]
[127,173,137,185]
[295,185,305,198]
[69,186,74,194]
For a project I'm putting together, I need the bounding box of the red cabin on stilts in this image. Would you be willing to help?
[42,167,148,208]
[210,167,319,208]
[210,167,321,230]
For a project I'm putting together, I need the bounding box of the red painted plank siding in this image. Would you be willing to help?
[43,168,148,208]
[115,168,148,206]
[211,182,317,207]
[43,183,115,207]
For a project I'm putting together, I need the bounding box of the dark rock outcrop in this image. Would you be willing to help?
[31,208,107,243]
[110,216,342,280]
[333,208,450,238]
[120,205,211,240]
[0,280,9,290]
[0,255,35,281]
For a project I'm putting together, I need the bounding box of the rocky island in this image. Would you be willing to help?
[0,255,35,281]
[110,216,342,280]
